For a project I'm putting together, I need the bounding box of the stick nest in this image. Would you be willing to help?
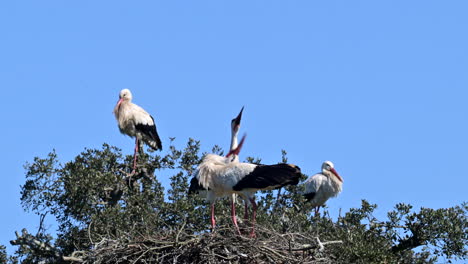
[79,222,340,264]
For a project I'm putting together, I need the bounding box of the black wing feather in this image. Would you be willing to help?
[188,176,207,194]
[233,164,301,191]
[303,192,316,201]
[135,115,162,150]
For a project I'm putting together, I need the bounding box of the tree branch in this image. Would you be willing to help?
[10,228,85,263]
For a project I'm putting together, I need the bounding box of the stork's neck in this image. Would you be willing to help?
[230,130,239,151]
[229,130,239,161]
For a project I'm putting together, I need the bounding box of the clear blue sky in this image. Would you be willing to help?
[1,0,467,259]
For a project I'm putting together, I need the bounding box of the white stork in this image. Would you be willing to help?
[189,107,245,234]
[192,134,302,237]
[302,161,343,216]
[113,89,162,171]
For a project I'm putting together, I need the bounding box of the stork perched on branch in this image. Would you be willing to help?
[302,161,343,216]
[113,89,162,172]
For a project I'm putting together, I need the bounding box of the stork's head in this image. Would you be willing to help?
[322,161,343,182]
[231,106,244,134]
[117,89,133,105]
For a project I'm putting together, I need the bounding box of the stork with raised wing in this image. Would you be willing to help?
[302,161,343,216]
[113,89,162,172]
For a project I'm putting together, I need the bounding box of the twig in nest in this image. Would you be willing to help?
[261,245,286,258]
[175,219,186,245]
[88,220,94,246]
[278,236,343,252]
[316,237,343,252]
[62,256,84,262]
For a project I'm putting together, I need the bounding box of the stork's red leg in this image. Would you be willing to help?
[243,200,249,221]
[210,203,216,231]
[231,198,241,235]
[249,197,257,238]
[132,138,139,172]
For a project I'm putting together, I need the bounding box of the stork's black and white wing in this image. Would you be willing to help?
[232,164,301,191]
[188,170,207,195]
[132,104,162,151]
[302,173,327,201]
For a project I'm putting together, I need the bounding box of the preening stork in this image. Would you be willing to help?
[302,161,343,215]
[189,107,245,234]
[113,89,162,171]
[192,134,302,237]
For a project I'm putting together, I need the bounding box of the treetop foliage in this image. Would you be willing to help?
[4,138,467,263]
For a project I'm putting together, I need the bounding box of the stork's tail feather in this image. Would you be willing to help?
[135,121,163,151]
[145,136,162,151]
[232,163,302,191]
[188,176,207,194]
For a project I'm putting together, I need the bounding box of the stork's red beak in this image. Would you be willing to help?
[226,133,246,158]
[116,98,123,109]
[330,168,343,182]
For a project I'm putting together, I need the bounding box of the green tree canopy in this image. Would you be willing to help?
[6,139,467,263]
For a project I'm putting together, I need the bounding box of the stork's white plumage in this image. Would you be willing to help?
[191,132,301,237]
[189,107,245,234]
[113,89,162,171]
[188,106,301,237]
[303,161,343,215]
